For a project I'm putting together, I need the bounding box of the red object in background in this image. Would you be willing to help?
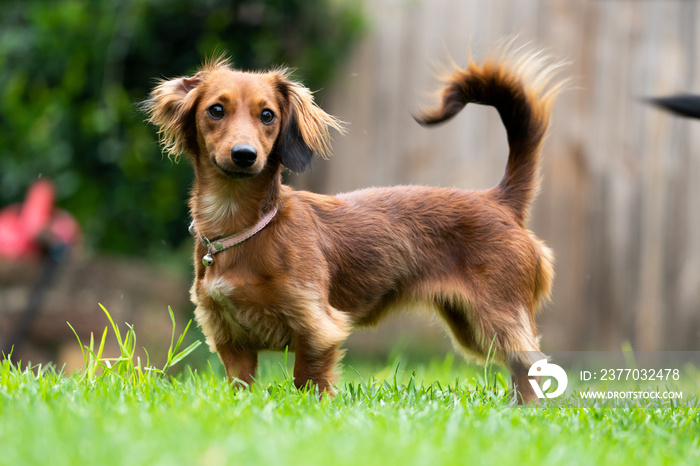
[0,179,81,260]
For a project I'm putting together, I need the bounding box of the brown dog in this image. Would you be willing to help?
[144,46,563,404]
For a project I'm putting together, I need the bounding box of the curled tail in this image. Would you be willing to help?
[416,45,565,222]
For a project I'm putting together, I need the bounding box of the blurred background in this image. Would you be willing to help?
[1,0,699,372]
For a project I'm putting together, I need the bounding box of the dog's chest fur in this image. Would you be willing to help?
[192,275,294,352]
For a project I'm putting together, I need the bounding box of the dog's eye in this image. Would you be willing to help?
[207,104,225,120]
[260,109,275,125]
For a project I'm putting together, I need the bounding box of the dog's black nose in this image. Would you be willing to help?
[231,144,257,168]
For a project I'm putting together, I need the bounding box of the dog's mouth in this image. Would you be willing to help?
[211,156,256,179]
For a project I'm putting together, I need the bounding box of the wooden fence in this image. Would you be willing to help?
[293,0,700,352]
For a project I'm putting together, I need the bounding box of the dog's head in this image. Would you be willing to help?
[143,57,344,178]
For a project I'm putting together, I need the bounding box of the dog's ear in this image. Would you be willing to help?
[273,70,345,173]
[142,71,204,160]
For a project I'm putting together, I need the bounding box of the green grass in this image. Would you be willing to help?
[1,308,699,465]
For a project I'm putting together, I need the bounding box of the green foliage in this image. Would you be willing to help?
[0,0,364,254]
[66,304,201,383]
[1,309,700,465]
[2,359,700,465]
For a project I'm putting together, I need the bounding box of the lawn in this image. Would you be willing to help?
[1,309,699,465]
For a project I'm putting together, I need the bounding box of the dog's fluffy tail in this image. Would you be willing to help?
[416,44,565,222]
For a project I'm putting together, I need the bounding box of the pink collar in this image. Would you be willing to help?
[188,206,278,266]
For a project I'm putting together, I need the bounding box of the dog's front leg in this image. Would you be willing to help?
[216,342,258,388]
[292,336,342,396]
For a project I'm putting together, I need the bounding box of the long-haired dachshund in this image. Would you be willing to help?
[144,45,564,404]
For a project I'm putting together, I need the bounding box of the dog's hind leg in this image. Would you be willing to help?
[499,308,546,405]
[437,299,544,404]
[508,355,542,405]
